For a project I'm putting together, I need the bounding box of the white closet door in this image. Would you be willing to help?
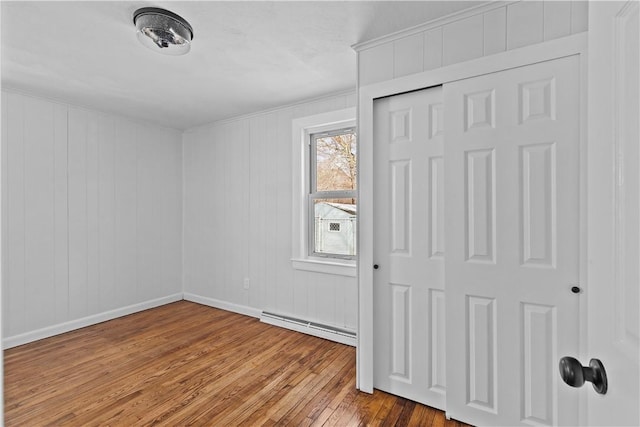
[373,86,446,409]
[444,56,580,426]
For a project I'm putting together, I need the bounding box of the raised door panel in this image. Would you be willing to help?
[390,284,411,380]
[466,295,497,413]
[465,149,496,263]
[429,289,446,393]
[521,303,556,426]
[390,160,411,254]
[520,143,556,267]
[429,156,445,258]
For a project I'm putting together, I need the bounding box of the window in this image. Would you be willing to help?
[291,107,356,277]
[309,127,357,259]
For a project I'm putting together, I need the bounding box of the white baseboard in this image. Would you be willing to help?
[3,293,184,349]
[3,292,355,350]
[183,293,262,318]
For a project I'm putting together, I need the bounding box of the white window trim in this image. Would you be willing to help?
[291,108,356,277]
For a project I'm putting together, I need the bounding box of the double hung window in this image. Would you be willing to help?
[308,127,357,259]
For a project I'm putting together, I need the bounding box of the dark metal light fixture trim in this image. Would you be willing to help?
[133,7,194,55]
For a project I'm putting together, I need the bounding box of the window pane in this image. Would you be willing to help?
[313,198,357,256]
[315,131,357,192]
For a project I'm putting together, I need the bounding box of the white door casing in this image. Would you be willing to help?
[587,2,640,426]
[372,86,446,409]
[444,56,581,426]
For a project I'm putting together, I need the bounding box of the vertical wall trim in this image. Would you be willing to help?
[134,123,138,301]
[21,96,26,326]
[482,10,486,56]
[51,103,56,324]
[246,122,252,307]
[181,133,186,295]
[66,104,70,315]
[112,117,116,310]
[84,114,89,314]
[1,37,5,419]
[541,2,546,42]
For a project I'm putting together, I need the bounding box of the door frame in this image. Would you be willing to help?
[586,2,640,425]
[357,33,588,402]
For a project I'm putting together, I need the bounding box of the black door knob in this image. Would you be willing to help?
[559,356,608,394]
[373,264,379,269]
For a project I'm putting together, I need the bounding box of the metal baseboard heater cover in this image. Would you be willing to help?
[260,311,356,346]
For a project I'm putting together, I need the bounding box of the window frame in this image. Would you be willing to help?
[308,127,357,260]
[290,108,356,277]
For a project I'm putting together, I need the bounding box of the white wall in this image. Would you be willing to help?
[1,91,183,347]
[183,91,358,333]
[356,0,588,86]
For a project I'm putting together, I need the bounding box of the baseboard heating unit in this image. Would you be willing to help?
[260,311,356,347]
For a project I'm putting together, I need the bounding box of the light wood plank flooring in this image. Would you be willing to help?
[5,301,469,426]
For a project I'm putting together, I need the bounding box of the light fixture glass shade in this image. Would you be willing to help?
[133,8,194,56]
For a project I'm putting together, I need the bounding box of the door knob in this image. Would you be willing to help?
[559,356,608,394]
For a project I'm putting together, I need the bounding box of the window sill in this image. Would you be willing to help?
[291,258,357,277]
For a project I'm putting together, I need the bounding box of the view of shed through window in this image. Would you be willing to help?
[310,128,357,258]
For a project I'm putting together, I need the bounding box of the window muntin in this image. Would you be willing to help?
[309,128,357,259]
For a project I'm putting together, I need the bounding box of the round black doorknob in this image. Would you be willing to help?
[373,264,379,269]
[559,356,608,394]
[571,286,581,294]
[559,357,585,387]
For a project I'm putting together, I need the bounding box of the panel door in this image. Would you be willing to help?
[587,2,640,425]
[373,86,446,408]
[444,56,580,426]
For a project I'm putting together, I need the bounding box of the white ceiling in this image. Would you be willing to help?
[2,1,483,130]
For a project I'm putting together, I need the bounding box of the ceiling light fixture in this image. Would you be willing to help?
[133,7,194,56]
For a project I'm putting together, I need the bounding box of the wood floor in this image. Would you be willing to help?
[4,301,470,426]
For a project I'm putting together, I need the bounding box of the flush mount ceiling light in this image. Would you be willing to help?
[133,7,194,56]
